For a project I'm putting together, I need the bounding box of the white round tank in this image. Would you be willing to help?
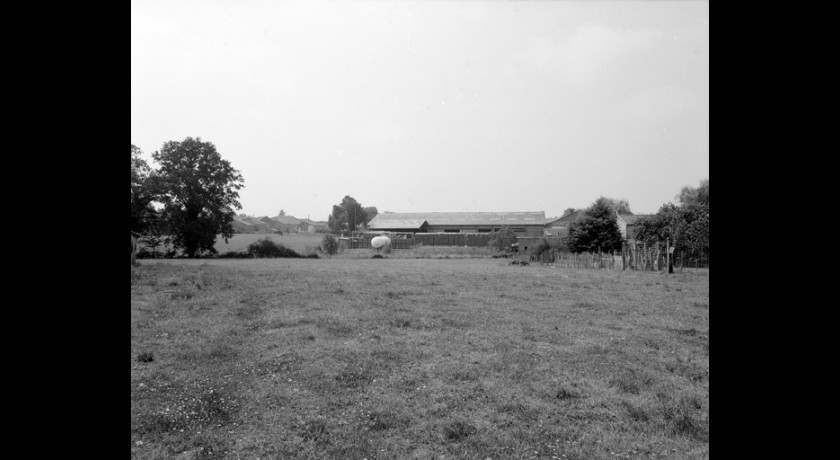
[371,236,391,249]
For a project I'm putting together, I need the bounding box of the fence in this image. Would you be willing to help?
[621,242,709,271]
[528,243,708,272]
[336,232,709,271]
[530,251,622,270]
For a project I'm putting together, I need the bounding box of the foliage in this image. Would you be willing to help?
[677,179,709,207]
[217,250,252,258]
[598,196,632,215]
[327,196,369,234]
[131,144,158,234]
[321,234,339,255]
[363,206,378,223]
[566,198,624,253]
[530,238,568,261]
[150,137,244,257]
[633,192,709,253]
[487,227,518,252]
[138,214,172,257]
[246,238,301,258]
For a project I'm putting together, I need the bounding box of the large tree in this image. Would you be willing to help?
[363,206,378,223]
[327,196,368,234]
[566,197,624,253]
[131,144,157,234]
[150,137,244,257]
[634,179,709,252]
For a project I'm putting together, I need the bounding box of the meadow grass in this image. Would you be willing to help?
[131,258,709,459]
[214,233,325,255]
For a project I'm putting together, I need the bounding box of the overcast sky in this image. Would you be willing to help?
[131,0,708,221]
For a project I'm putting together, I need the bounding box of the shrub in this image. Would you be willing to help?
[136,247,158,259]
[530,238,568,262]
[321,234,339,255]
[246,238,301,258]
[488,227,518,252]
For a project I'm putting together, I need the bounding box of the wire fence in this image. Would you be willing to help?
[528,243,708,272]
[336,232,709,272]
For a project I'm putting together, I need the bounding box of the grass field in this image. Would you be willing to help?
[131,258,709,459]
[214,233,325,255]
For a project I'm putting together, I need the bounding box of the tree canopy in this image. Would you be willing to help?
[149,137,244,257]
[677,179,709,207]
[633,179,709,252]
[566,197,624,253]
[131,144,157,234]
[327,196,371,234]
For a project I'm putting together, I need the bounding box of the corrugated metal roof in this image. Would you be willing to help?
[368,212,545,227]
[367,219,428,229]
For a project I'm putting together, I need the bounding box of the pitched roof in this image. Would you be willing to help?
[619,214,652,225]
[545,210,586,226]
[368,212,544,227]
[367,218,429,230]
[244,217,269,226]
[270,215,301,224]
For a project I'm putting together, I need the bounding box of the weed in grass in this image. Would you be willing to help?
[441,317,471,329]
[255,353,301,376]
[364,410,408,431]
[137,352,154,363]
[386,290,405,299]
[318,318,354,336]
[610,369,655,395]
[235,304,263,320]
[657,392,708,441]
[443,419,476,442]
[170,289,196,300]
[299,417,329,444]
[666,359,709,383]
[390,318,412,328]
[450,367,480,382]
[134,382,239,442]
[621,400,650,422]
[554,387,581,400]
[334,367,373,389]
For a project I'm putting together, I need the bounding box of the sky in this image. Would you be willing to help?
[131,0,709,221]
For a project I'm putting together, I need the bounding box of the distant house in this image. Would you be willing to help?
[232,218,256,233]
[268,214,302,233]
[244,217,270,232]
[367,212,545,237]
[544,210,587,238]
[545,211,654,242]
[299,219,327,233]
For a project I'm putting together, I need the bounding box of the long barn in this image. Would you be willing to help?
[367,212,545,237]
